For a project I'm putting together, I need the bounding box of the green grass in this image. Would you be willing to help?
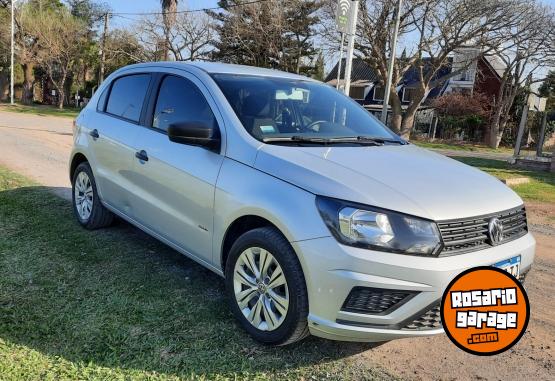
[413,140,531,155]
[0,166,396,381]
[451,156,555,203]
[0,103,80,118]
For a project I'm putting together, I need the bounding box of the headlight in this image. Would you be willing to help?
[316,196,442,256]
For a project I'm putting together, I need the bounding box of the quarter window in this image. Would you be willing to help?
[96,86,109,112]
[106,74,151,123]
[153,75,217,132]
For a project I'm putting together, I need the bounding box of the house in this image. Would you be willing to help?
[325,50,503,121]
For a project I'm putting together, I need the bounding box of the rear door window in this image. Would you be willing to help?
[106,74,151,123]
[152,75,217,132]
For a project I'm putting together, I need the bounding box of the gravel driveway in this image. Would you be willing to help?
[0,108,553,380]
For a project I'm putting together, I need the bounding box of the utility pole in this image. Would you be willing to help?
[536,111,548,157]
[381,0,403,124]
[98,12,109,87]
[343,0,359,96]
[10,0,15,105]
[336,32,345,90]
[513,76,532,157]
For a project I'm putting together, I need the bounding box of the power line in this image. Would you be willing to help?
[108,0,270,17]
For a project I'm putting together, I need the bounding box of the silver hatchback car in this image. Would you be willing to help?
[70,62,535,345]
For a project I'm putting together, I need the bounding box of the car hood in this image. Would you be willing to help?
[254,144,523,221]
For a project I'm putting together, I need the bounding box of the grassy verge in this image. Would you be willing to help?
[0,103,80,118]
[0,166,395,381]
[412,140,541,156]
[451,156,555,203]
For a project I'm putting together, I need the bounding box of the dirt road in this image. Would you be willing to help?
[0,109,553,380]
[0,109,73,199]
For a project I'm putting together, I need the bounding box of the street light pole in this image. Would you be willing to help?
[336,32,345,90]
[98,12,109,87]
[380,0,403,125]
[343,0,359,96]
[10,0,15,105]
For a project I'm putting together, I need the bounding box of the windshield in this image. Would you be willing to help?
[211,74,401,144]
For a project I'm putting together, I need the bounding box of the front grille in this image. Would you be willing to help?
[403,304,442,330]
[341,287,416,315]
[438,206,528,255]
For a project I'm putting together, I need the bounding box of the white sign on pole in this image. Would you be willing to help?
[336,0,352,33]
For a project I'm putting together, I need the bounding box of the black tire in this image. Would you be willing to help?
[225,227,309,346]
[72,162,114,230]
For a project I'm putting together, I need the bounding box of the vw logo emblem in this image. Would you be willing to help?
[488,218,504,245]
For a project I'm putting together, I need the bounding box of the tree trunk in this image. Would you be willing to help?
[388,91,403,133]
[57,88,65,109]
[488,109,502,148]
[400,111,417,139]
[21,63,35,105]
[0,73,8,101]
[399,87,426,139]
[488,80,507,148]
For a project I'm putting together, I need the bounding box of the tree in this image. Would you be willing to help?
[539,70,555,112]
[208,0,322,74]
[283,0,322,75]
[104,29,149,74]
[27,7,87,108]
[67,1,111,98]
[161,0,178,60]
[485,2,554,148]
[0,3,10,100]
[136,11,213,61]
[329,0,531,138]
[313,50,325,81]
[432,92,491,140]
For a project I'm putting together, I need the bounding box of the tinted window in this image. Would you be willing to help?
[106,74,151,122]
[153,75,217,132]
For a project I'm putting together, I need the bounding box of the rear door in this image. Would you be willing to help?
[128,71,225,265]
[87,73,152,216]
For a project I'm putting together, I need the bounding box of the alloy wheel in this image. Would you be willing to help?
[233,247,289,331]
[74,171,93,221]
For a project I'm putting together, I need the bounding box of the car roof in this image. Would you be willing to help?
[118,61,318,82]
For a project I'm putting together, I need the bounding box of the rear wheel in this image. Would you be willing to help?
[72,162,114,229]
[225,227,309,345]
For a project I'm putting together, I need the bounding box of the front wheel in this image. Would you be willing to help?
[225,227,309,345]
[72,162,114,229]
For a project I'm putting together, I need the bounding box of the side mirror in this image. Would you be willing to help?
[167,121,221,151]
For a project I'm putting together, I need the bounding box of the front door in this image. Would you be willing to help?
[128,73,225,265]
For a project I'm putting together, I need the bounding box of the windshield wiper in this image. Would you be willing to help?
[262,136,383,146]
[356,136,407,145]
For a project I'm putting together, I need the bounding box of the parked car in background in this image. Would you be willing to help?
[69,62,535,345]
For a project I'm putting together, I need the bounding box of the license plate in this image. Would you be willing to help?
[494,256,521,278]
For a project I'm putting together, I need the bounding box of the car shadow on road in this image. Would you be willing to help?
[0,185,385,379]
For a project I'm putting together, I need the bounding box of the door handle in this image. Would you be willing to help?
[90,129,99,139]
[135,150,149,162]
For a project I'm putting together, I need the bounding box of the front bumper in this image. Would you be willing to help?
[292,232,535,342]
